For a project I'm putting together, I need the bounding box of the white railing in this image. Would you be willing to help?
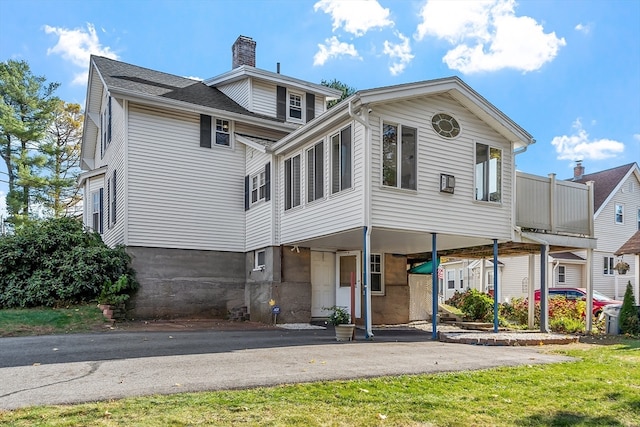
[516,172,594,237]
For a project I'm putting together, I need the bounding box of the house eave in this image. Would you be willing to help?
[204,65,342,100]
[78,165,108,187]
[107,86,298,132]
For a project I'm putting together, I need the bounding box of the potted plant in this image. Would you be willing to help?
[326,305,355,341]
[615,261,630,275]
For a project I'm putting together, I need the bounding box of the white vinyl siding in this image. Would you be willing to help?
[102,96,126,247]
[127,104,245,251]
[370,94,513,240]
[279,120,364,245]
[252,80,277,118]
[246,149,273,250]
[216,79,250,110]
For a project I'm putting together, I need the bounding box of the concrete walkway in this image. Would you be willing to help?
[0,327,576,410]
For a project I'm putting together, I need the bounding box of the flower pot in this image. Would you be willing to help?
[335,324,355,341]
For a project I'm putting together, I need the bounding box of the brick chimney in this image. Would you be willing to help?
[232,36,256,69]
[573,160,585,180]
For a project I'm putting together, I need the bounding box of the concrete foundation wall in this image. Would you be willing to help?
[126,246,245,319]
[371,254,410,324]
[247,246,312,323]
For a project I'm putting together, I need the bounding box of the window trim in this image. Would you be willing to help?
[250,170,266,205]
[558,265,566,283]
[254,249,266,271]
[91,189,103,234]
[287,90,304,123]
[381,121,417,190]
[214,118,232,147]
[446,269,455,290]
[370,253,384,295]
[615,203,624,224]
[604,256,615,276]
[474,142,502,203]
[306,141,324,203]
[284,154,301,211]
[331,125,352,194]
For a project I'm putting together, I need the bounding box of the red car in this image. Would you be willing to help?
[534,287,622,317]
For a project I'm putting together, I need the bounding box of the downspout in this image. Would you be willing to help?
[349,100,374,339]
[552,259,560,287]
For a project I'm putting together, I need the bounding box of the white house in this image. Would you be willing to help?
[78,36,597,332]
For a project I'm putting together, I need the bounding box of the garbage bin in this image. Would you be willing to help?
[603,304,622,335]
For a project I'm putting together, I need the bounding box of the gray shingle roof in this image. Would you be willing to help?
[91,56,280,122]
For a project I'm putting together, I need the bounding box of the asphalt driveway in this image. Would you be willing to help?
[0,326,575,410]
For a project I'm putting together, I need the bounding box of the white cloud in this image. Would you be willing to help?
[634,133,640,142]
[551,119,625,161]
[314,0,393,36]
[314,36,360,66]
[415,0,565,74]
[575,23,592,35]
[383,32,414,76]
[44,23,118,85]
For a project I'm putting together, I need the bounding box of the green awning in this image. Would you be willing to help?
[408,259,440,274]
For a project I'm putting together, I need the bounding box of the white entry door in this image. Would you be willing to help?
[311,251,336,317]
[336,251,361,319]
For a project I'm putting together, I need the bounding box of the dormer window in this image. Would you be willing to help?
[288,92,303,121]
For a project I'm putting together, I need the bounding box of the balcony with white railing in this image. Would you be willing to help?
[516,172,594,237]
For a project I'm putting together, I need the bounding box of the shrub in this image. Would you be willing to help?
[325,306,351,325]
[445,290,468,308]
[0,217,137,308]
[459,289,494,322]
[619,281,640,336]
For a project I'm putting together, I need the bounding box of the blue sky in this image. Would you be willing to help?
[1,0,639,218]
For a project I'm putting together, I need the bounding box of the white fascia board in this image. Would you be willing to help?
[107,87,297,133]
[205,66,342,100]
[78,165,107,187]
[594,163,640,219]
[235,134,267,153]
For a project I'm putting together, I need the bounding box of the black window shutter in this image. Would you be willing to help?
[306,93,315,122]
[265,162,271,201]
[244,175,250,211]
[107,96,112,143]
[112,170,117,224]
[276,86,286,120]
[107,178,110,227]
[99,187,104,234]
[200,114,212,148]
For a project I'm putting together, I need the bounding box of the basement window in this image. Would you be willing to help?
[254,249,266,270]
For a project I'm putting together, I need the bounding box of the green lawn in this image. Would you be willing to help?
[0,304,108,337]
[1,339,638,426]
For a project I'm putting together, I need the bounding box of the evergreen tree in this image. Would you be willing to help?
[37,101,83,217]
[619,281,640,335]
[321,79,357,108]
[0,60,59,226]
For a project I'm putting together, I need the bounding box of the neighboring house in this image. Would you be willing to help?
[472,162,639,303]
[78,36,596,331]
[573,162,640,299]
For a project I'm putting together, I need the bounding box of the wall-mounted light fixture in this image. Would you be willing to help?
[440,174,455,194]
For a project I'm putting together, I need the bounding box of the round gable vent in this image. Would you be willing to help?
[431,113,460,139]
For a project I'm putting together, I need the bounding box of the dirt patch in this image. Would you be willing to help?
[105,318,277,333]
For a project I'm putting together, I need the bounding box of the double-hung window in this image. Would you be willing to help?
[331,125,352,194]
[284,154,301,210]
[251,171,266,204]
[447,270,455,289]
[459,269,464,289]
[370,254,383,294]
[92,189,103,234]
[288,92,303,121]
[558,265,566,283]
[307,141,324,202]
[475,143,502,202]
[215,119,230,146]
[382,123,417,189]
[604,256,615,275]
[615,204,623,224]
